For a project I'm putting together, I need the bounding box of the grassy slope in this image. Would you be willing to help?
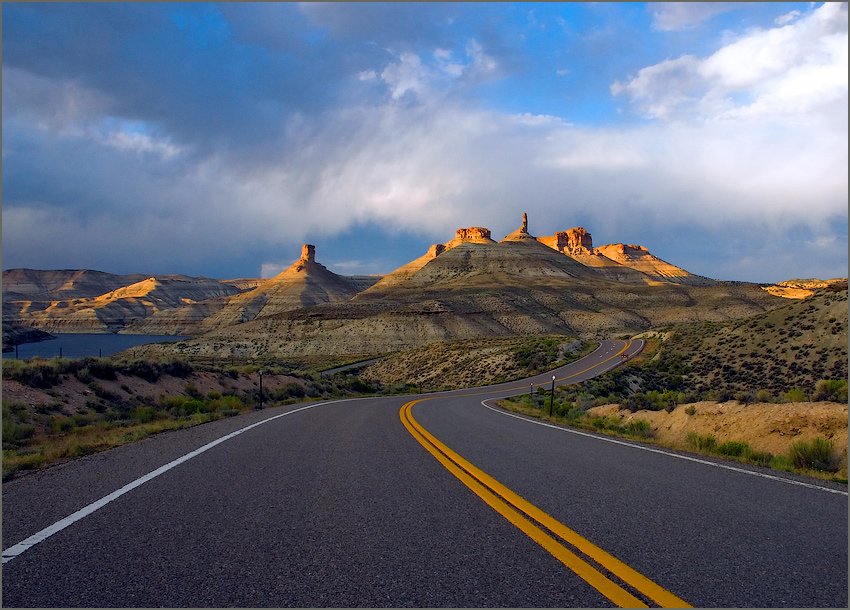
[636,286,847,398]
[361,335,596,389]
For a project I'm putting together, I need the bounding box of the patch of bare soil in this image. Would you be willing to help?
[588,401,848,459]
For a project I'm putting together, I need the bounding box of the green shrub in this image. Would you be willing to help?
[782,388,807,403]
[715,440,750,457]
[770,455,794,472]
[2,419,36,445]
[347,378,374,394]
[123,361,160,382]
[162,396,187,411]
[221,395,244,410]
[49,415,74,435]
[563,406,585,420]
[686,432,716,452]
[7,363,60,388]
[80,358,117,381]
[185,383,203,400]
[746,450,774,467]
[133,406,156,423]
[814,379,848,403]
[756,389,774,403]
[684,405,696,415]
[183,400,207,415]
[162,360,193,378]
[625,419,652,438]
[789,438,841,472]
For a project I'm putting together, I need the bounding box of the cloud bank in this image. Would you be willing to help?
[2,3,846,282]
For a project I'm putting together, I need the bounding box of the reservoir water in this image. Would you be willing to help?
[2,334,187,360]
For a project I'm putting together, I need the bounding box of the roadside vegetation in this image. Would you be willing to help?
[495,287,848,483]
[498,392,846,482]
[1,355,419,480]
[3,287,845,482]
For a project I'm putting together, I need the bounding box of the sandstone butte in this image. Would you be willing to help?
[3,212,842,339]
[369,213,713,291]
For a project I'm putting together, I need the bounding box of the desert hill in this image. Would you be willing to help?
[761,278,848,299]
[129,216,784,362]
[534,225,714,286]
[593,243,715,286]
[125,245,380,334]
[2,268,151,301]
[633,284,848,396]
[6,214,820,351]
[2,250,380,335]
[2,271,251,334]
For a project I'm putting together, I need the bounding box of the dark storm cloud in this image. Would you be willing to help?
[3,3,344,157]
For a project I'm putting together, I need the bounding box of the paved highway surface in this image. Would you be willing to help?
[2,340,847,607]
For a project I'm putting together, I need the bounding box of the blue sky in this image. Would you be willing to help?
[2,2,847,283]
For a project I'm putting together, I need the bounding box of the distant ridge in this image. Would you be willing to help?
[4,213,809,347]
[126,245,380,334]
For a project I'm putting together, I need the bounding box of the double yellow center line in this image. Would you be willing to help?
[399,344,690,607]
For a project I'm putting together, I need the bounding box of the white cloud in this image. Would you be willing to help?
[260,262,288,278]
[377,39,500,103]
[615,3,848,126]
[3,7,845,283]
[775,10,801,26]
[651,2,739,31]
[104,131,182,159]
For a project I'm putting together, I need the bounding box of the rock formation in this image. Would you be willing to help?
[142,244,379,333]
[443,227,495,250]
[537,227,594,255]
[594,243,715,286]
[500,213,538,243]
[302,244,316,262]
[427,244,446,258]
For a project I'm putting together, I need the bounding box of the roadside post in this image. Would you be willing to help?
[257,370,265,410]
[549,375,555,416]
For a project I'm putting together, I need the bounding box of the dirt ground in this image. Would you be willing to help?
[587,401,848,459]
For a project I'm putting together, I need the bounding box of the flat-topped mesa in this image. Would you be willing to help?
[444,227,496,249]
[538,227,594,256]
[301,244,316,262]
[455,227,492,241]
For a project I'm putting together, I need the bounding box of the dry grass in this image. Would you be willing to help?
[2,411,238,478]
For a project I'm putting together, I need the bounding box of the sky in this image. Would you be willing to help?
[2,2,847,283]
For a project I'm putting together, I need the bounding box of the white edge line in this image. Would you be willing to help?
[1,340,627,564]
[480,399,848,497]
[2,399,353,564]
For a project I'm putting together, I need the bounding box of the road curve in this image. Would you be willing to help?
[2,339,847,607]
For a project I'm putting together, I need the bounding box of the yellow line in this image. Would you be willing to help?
[401,398,691,608]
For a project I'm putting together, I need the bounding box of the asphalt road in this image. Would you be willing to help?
[2,340,847,607]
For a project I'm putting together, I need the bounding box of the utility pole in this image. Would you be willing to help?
[549,375,555,416]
